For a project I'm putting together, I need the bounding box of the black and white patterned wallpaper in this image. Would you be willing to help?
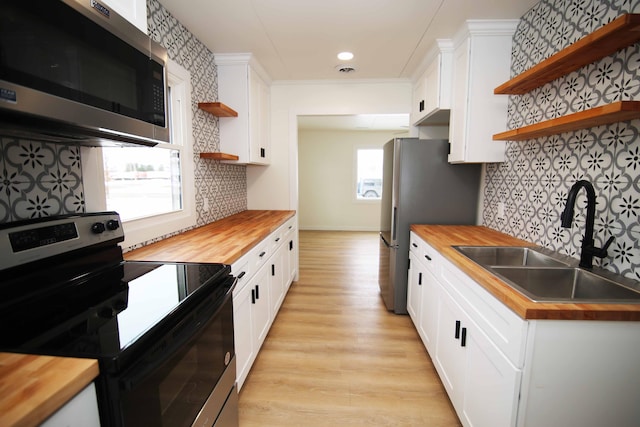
[0,1,247,242]
[483,0,640,280]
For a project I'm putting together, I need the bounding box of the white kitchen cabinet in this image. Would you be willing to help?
[435,283,521,427]
[411,39,453,126]
[231,214,298,390]
[448,20,518,163]
[41,383,101,427]
[410,230,640,427]
[100,0,147,34]
[215,53,271,165]
[285,221,298,287]
[407,250,423,327]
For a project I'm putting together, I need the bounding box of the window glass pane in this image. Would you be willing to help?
[102,146,182,221]
[356,149,383,199]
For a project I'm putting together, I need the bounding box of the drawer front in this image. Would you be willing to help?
[420,240,440,276]
[409,231,422,256]
[251,239,270,272]
[231,254,251,298]
[439,257,528,367]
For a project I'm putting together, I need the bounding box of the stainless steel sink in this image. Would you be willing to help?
[453,245,640,303]
[491,266,640,302]
[453,246,570,267]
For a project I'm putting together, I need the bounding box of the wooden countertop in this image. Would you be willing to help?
[412,225,640,321]
[125,210,296,263]
[0,353,99,427]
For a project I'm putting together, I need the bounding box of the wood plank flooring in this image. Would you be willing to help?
[238,230,461,426]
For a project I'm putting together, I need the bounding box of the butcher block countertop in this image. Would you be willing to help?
[412,225,640,321]
[125,210,296,263]
[0,353,99,427]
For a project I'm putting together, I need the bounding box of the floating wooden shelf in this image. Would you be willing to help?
[199,152,240,161]
[198,102,238,117]
[493,101,640,141]
[494,14,640,95]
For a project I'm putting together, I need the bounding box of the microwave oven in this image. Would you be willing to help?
[0,0,169,147]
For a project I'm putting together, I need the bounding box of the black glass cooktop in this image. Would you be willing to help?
[0,253,231,364]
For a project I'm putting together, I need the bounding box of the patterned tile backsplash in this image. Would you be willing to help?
[0,0,247,248]
[483,0,640,280]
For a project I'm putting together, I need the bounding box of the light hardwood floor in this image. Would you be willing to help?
[238,230,461,426]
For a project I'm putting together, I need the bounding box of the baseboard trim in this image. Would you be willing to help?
[299,225,379,232]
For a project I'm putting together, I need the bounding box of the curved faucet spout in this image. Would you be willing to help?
[561,180,613,268]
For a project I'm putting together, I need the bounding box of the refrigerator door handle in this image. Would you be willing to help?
[391,207,398,242]
[380,233,397,249]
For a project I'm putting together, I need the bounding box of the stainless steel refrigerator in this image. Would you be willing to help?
[378,138,480,314]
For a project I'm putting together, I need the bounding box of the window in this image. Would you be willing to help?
[355,148,383,200]
[82,59,196,248]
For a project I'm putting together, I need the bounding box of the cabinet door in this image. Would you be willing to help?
[269,243,286,317]
[100,0,147,34]
[252,264,271,347]
[407,251,423,328]
[448,37,470,163]
[418,266,439,354]
[287,232,297,287]
[248,68,270,164]
[460,325,521,427]
[434,284,467,408]
[233,279,255,390]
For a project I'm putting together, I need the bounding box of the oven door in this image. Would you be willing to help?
[105,278,237,427]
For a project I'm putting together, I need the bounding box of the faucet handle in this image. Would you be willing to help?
[593,236,615,259]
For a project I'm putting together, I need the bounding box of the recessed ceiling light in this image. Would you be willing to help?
[337,51,354,61]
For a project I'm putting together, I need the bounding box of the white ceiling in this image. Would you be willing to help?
[158,0,538,81]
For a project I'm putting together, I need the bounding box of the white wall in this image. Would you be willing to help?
[246,80,412,211]
[298,129,402,231]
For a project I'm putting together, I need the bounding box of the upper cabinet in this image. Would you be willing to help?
[448,20,518,164]
[412,40,453,126]
[493,14,640,141]
[215,54,271,165]
[100,0,147,34]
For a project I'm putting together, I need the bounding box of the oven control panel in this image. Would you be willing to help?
[0,212,124,271]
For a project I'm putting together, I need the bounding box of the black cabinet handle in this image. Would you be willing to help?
[412,242,418,248]
[275,237,280,242]
[461,328,467,347]
[289,241,293,251]
[408,258,411,270]
[425,254,432,261]
[455,320,461,339]
[272,264,275,276]
[251,288,256,304]
[418,272,422,285]
[255,285,260,300]
[260,148,266,158]
[419,100,425,112]
[237,271,246,279]
[259,251,266,258]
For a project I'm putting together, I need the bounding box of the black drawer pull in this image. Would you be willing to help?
[237,271,246,279]
[461,328,467,347]
[275,237,280,242]
[412,242,418,248]
[259,251,266,258]
[418,272,422,285]
[455,320,461,339]
[425,254,432,261]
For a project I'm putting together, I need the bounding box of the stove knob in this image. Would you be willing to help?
[106,219,120,231]
[91,222,106,234]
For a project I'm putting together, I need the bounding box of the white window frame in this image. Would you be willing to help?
[353,145,383,203]
[82,58,196,249]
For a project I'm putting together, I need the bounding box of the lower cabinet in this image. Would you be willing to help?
[435,284,520,427]
[41,383,101,427]
[232,215,298,390]
[408,230,640,427]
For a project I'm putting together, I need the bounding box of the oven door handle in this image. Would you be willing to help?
[119,280,235,391]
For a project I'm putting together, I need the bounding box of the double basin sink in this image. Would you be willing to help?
[453,246,640,303]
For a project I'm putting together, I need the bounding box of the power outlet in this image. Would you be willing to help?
[497,202,506,220]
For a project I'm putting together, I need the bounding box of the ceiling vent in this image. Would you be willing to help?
[335,64,356,73]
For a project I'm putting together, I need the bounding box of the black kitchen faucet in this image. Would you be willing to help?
[560,180,615,268]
